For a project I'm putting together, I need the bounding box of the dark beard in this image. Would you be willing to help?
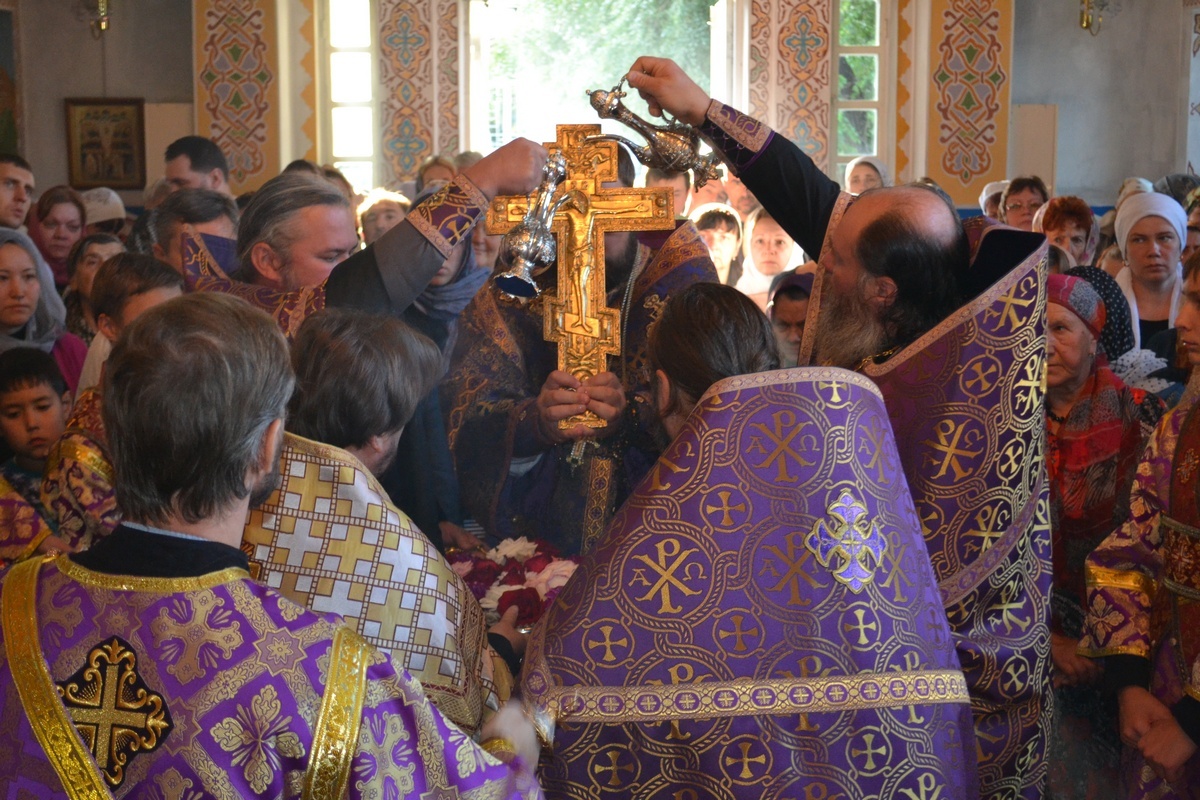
[814,275,890,370]
[605,233,641,294]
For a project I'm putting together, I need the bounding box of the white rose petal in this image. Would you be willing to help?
[487,537,540,565]
[526,559,578,599]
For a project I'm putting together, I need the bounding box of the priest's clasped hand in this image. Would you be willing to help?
[536,369,627,445]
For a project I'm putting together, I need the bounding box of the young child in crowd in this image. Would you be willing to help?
[0,347,70,520]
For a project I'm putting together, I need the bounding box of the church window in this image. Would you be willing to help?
[833,0,892,179]
[465,0,724,153]
[325,0,377,192]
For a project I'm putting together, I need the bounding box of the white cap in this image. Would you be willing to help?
[978,180,1009,215]
[81,187,125,225]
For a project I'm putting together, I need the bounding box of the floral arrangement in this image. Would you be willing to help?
[448,537,579,628]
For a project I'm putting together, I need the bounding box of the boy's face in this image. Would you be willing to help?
[0,382,69,467]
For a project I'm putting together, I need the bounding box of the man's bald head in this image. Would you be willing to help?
[829,185,967,348]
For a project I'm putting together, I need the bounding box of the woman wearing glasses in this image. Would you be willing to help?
[999,175,1050,231]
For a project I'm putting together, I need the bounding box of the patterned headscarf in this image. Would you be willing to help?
[1067,266,1134,361]
[1048,273,1105,344]
[1186,185,1200,217]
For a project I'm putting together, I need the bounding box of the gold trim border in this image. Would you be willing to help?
[51,438,113,485]
[56,557,248,594]
[1085,565,1157,597]
[531,669,969,725]
[302,626,369,800]
[2,557,111,800]
[701,364,883,405]
[1076,644,1150,659]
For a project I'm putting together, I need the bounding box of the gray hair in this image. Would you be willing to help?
[153,188,239,247]
[103,293,294,525]
[236,172,349,273]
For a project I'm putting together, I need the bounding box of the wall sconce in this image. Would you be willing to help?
[78,0,110,38]
[1080,0,1121,36]
[93,0,110,37]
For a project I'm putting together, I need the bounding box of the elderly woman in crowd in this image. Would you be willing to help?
[999,175,1049,231]
[0,228,86,392]
[26,186,86,291]
[1114,192,1188,351]
[843,155,890,195]
[1035,196,1100,268]
[1044,273,1166,799]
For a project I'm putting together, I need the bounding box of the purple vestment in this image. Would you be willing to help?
[0,550,541,797]
[862,220,1053,798]
[523,368,979,799]
[1081,389,1200,796]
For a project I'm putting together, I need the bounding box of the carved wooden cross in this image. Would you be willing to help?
[488,124,674,429]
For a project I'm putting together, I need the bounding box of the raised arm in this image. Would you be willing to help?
[625,56,841,259]
[325,139,549,314]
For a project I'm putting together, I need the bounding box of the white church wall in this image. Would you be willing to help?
[1010,0,1190,204]
[19,0,193,206]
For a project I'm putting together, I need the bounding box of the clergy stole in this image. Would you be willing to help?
[864,221,1053,800]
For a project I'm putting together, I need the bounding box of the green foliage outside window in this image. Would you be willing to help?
[481,0,714,151]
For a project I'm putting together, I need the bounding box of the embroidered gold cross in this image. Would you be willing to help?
[58,637,172,787]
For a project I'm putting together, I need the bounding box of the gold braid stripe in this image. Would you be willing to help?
[302,626,370,800]
[534,669,969,725]
[17,527,53,562]
[2,557,111,800]
[56,557,248,593]
[1085,565,1157,596]
[51,438,114,485]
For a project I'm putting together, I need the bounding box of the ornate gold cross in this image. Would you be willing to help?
[488,124,674,429]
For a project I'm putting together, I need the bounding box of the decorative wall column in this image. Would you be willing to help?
[1187,0,1200,175]
[193,0,282,192]
[894,0,920,182]
[378,0,460,186]
[748,0,832,173]
[280,0,317,164]
[922,0,1012,207]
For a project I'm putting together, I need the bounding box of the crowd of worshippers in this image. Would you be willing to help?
[0,53,1198,798]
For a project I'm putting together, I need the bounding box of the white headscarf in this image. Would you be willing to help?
[843,156,891,194]
[1112,192,1188,350]
[1115,192,1187,259]
[0,227,67,356]
[736,208,805,298]
[978,180,1009,215]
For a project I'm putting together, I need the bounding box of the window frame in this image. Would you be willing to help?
[318,0,379,193]
[830,0,895,184]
